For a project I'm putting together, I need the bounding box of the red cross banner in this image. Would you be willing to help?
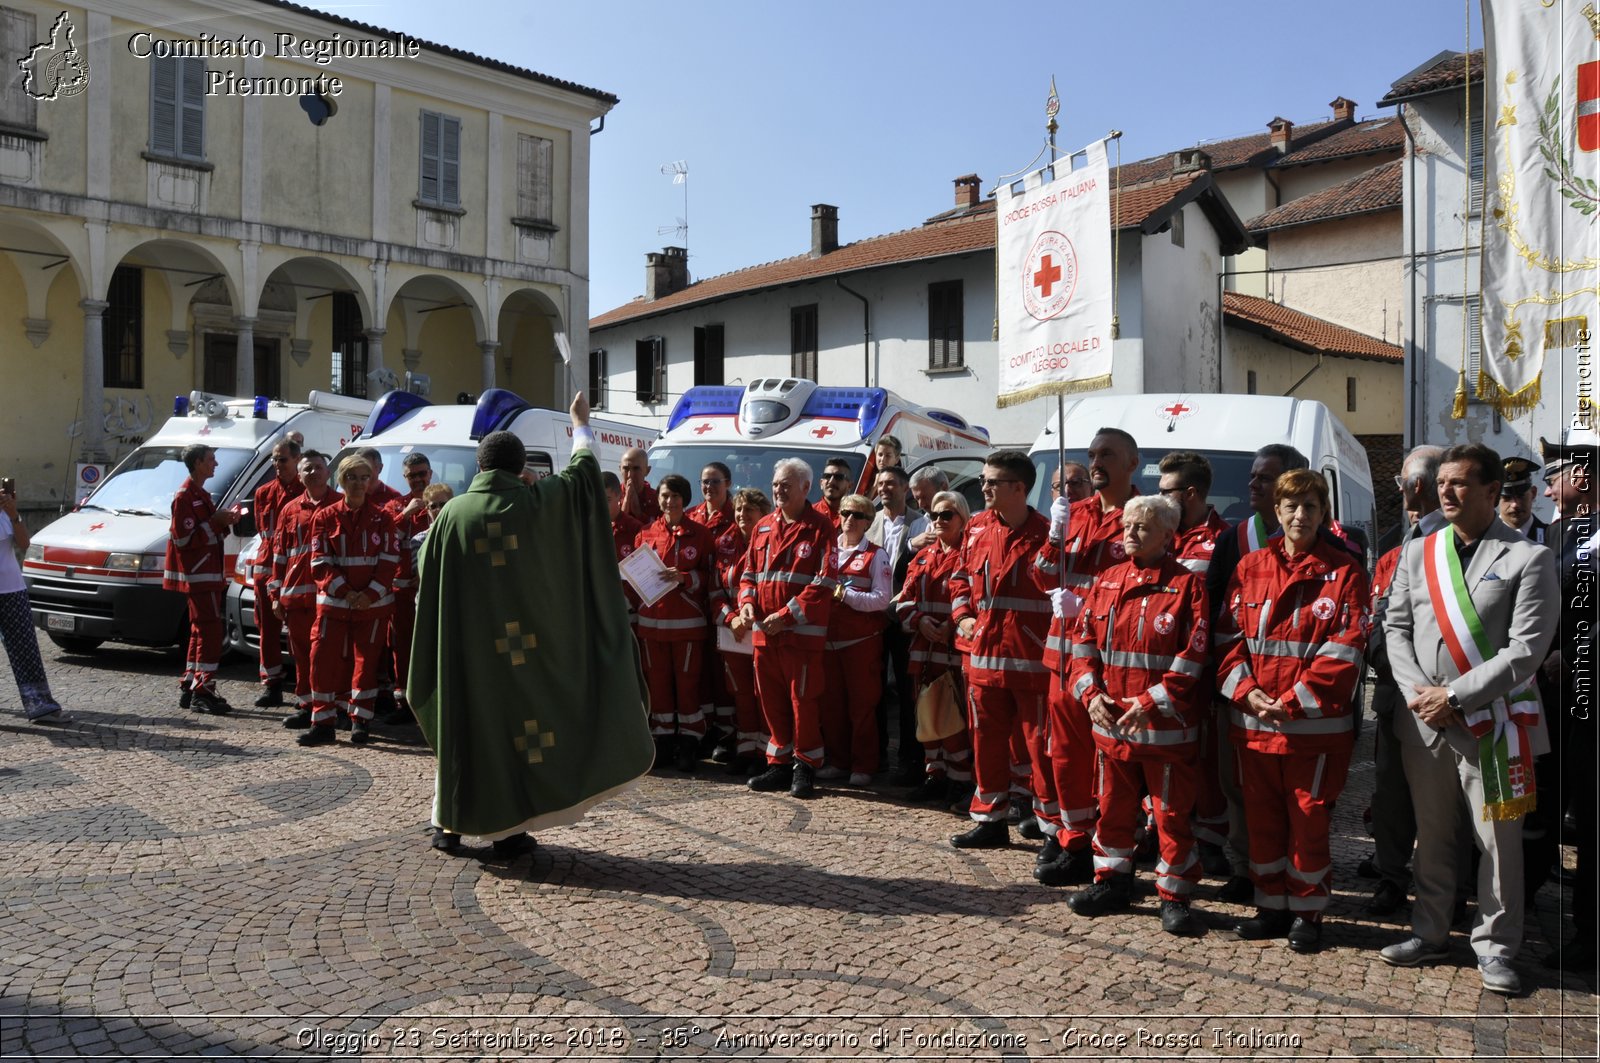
[995,137,1114,408]
[1478,0,1600,418]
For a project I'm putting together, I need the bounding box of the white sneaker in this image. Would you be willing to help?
[848,772,873,787]
[814,765,848,781]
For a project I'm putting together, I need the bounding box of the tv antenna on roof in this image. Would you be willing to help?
[658,160,689,257]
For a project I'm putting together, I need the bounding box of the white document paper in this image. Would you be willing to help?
[717,624,755,656]
[618,544,677,608]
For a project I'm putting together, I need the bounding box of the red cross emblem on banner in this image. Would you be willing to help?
[811,425,834,439]
[1033,255,1063,298]
[1163,402,1192,418]
[420,420,437,431]
[693,423,715,435]
[1580,60,1599,153]
[87,522,105,531]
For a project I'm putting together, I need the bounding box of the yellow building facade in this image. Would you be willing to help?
[0,0,613,508]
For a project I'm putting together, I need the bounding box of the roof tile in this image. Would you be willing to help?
[1270,117,1404,166]
[1379,50,1484,104]
[1246,159,1402,233]
[1223,291,1402,363]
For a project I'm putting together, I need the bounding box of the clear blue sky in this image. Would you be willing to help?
[331,0,1481,318]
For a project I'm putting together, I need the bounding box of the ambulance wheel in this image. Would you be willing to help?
[48,635,103,654]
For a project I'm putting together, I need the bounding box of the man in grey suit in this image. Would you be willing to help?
[866,464,930,780]
[1380,443,1560,995]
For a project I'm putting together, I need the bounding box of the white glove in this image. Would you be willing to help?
[1049,587,1084,621]
[1049,496,1072,542]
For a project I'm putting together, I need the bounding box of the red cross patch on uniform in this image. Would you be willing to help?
[682,545,698,561]
[1311,596,1336,620]
[1153,612,1175,635]
[1109,541,1126,560]
[796,542,812,559]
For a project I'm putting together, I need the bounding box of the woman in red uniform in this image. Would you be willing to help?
[894,490,972,803]
[821,493,891,786]
[1063,494,1210,934]
[1216,468,1369,952]
[713,488,772,776]
[301,455,398,748]
[634,473,716,772]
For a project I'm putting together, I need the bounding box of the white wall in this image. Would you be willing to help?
[1268,212,1403,340]
[1139,201,1223,393]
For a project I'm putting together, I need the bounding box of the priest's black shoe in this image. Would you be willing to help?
[430,829,460,853]
[1036,847,1093,887]
[1067,876,1131,916]
[1367,880,1406,916]
[950,821,1009,850]
[254,683,284,708]
[1216,875,1254,904]
[491,833,535,858]
[282,708,312,729]
[789,761,816,798]
[1232,909,1294,940]
[747,763,793,792]
[297,724,336,747]
[1287,916,1323,953]
[1160,900,1197,935]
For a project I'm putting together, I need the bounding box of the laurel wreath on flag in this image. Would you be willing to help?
[1538,77,1600,218]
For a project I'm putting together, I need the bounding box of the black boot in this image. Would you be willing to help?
[254,683,284,708]
[1036,847,1093,887]
[950,821,1009,849]
[747,763,793,792]
[1233,909,1294,940]
[1067,874,1133,916]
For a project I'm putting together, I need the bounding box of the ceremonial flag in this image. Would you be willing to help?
[995,138,1114,407]
[1479,0,1600,417]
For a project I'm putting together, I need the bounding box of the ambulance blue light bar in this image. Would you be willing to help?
[362,390,432,439]
[470,388,532,441]
[666,386,745,432]
[173,395,190,417]
[252,395,270,419]
[803,387,887,439]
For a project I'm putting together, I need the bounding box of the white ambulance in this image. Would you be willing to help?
[24,390,373,654]
[647,377,990,505]
[1025,392,1376,549]
[223,387,658,656]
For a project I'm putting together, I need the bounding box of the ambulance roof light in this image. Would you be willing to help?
[803,387,887,439]
[470,388,532,441]
[362,390,432,439]
[666,386,744,432]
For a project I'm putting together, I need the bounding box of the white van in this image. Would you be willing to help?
[23,390,374,653]
[223,387,657,656]
[647,377,990,506]
[1025,393,1376,549]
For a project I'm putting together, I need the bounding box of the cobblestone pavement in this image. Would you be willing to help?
[0,634,1595,1062]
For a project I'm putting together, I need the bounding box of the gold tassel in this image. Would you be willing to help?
[1452,368,1469,419]
[1478,368,1543,419]
[1483,793,1538,822]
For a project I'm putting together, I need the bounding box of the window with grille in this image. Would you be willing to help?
[103,267,144,389]
[928,281,964,370]
[330,292,367,397]
[694,325,724,386]
[516,134,553,224]
[150,55,205,161]
[419,110,462,208]
[635,337,665,404]
[589,348,608,409]
[790,304,818,380]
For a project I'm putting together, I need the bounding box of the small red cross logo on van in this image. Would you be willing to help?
[694,423,714,435]
[812,425,834,439]
[88,522,105,531]
[1162,402,1192,418]
[420,420,437,431]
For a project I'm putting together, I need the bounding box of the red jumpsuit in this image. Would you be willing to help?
[612,511,644,627]
[948,508,1054,824]
[1171,506,1231,850]
[308,500,398,725]
[1035,492,1136,850]
[689,500,736,739]
[813,497,843,533]
[1067,554,1210,900]
[250,476,304,689]
[1216,537,1369,918]
[712,525,766,760]
[823,539,890,775]
[163,478,227,697]
[384,495,430,705]
[367,479,404,510]
[634,516,716,741]
[268,490,340,711]
[895,539,971,784]
[738,506,838,767]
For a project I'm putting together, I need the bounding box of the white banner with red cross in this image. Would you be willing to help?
[1478,0,1600,418]
[995,137,1114,408]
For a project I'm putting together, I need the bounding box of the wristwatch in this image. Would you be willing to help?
[1446,689,1461,712]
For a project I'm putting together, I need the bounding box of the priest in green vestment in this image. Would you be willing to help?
[411,392,653,848]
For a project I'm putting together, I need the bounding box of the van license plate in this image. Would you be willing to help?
[45,615,74,633]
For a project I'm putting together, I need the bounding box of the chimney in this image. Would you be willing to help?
[1329,96,1357,122]
[811,203,839,257]
[1268,116,1294,154]
[645,246,689,300]
[953,173,981,210]
[1171,148,1212,175]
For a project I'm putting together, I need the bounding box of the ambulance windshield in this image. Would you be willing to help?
[89,446,255,511]
[648,446,866,507]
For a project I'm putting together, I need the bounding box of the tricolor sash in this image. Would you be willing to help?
[1239,513,1274,554]
[1420,530,1539,820]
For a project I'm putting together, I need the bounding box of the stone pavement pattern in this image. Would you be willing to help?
[0,635,1595,1061]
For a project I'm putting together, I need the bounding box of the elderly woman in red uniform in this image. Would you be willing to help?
[821,493,892,787]
[714,487,772,776]
[634,473,716,772]
[1216,468,1369,952]
[300,455,398,747]
[895,490,973,803]
[1064,494,1210,934]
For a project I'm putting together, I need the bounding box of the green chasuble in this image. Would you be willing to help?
[411,447,653,840]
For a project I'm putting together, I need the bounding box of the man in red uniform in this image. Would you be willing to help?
[739,458,838,798]
[382,451,433,723]
[947,450,1054,849]
[813,456,852,530]
[604,472,643,563]
[249,439,303,707]
[164,444,240,714]
[1033,428,1140,884]
[271,451,339,729]
[689,461,737,757]
[358,447,405,510]
[620,447,661,524]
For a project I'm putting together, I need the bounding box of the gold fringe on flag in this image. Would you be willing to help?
[1483,792,1537,822]
[995,374,1114,409]
[1476,367,1542,418]
[1452,368,1469,419]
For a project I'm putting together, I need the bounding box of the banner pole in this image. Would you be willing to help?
[1055,391,1068,691]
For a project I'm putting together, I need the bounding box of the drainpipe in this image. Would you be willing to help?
[836,279,871,386]
[1401,102,1420,448]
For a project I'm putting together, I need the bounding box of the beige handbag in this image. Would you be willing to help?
[915,671,965,743]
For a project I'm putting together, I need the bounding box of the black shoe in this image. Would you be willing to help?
[1217,875,1254,904]
[282,708,312,729]
[891,762,925,786]
[377,702,415,726]
[945,784,974,813]
[1198,842,1232,877]
[673,737,698,773]
[1067,876,1132,916]
[1367,880,1407,916]
[905,775,948,803]
[430,829,461,853]
[1017,817,1046,841]
[254,684,284,708]
[1160,900,1198,935]
[726,753,755,777]
[491,833,535,858]
[1006,803,1025,825]
[1036,847,1093,887]
[1233,909,1294,940]
[790,761,816,798]
[747,763,793,792]
[334,711,351,731]
[178,683,192,710]
[349,720,371,745]
[192,689,231,716]
[950,821,1009,849]
[373,689,397,717]
[710,740,736,765]
[1287,916,1323,953]
[1035,837,1063,868]
[297,724,336,747]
